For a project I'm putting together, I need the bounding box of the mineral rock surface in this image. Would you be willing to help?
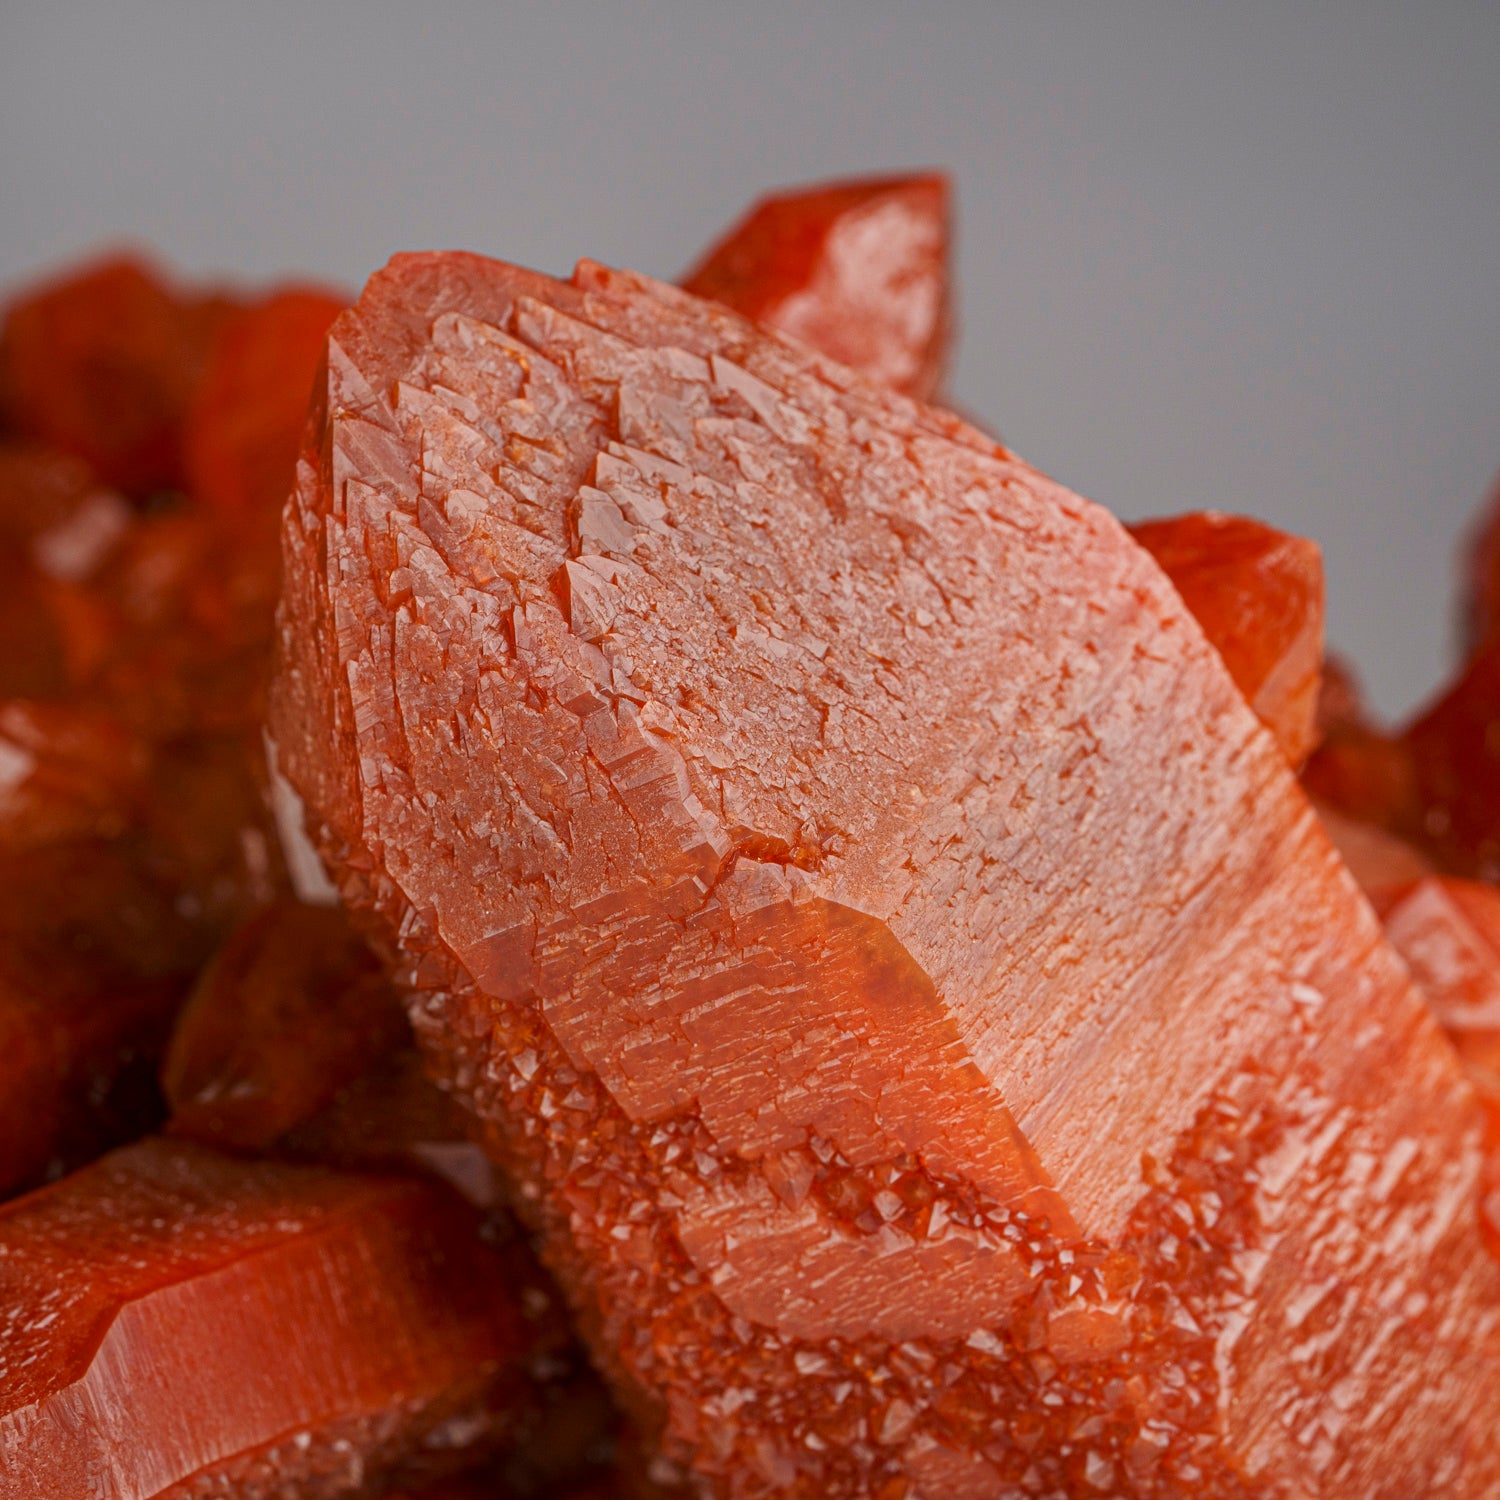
[1128,512,1323,767]
[680,174,949,401]
[0,1139,532,1499]
[270,252,1500,1496]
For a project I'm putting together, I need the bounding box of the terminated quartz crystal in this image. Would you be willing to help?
[680,174,950,401]
[0,1139,534,1499]
[271,252,1500,1497]
[1128,512,1323,767]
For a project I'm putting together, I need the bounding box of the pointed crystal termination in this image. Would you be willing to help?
[680,173,950,401]
[1128,511,1323,767]
[270,251,1500,1496]
[0,1139,536,1500]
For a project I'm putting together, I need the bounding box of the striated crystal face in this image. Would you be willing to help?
[270,251,1500,1497]
[1128,511,1323,767]
[680,174,950,401]
[0,1138,534,1500]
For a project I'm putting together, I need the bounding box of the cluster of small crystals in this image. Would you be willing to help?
[398,924,1270,1499]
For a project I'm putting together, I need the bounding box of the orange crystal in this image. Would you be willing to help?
[1129,510,1323,766]
[680,173,950,401]
[0,1138,534,1499]
[0,256,236,496]
[184,286,348,526]
[270,251,1500,1497]
[1404,646,1500,882]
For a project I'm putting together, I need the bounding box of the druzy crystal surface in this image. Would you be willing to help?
[269,251,1500,1497]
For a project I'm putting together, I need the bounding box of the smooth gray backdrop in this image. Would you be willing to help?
[3,2,1496,719]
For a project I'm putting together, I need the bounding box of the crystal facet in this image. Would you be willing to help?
[0,1139,534,1499]
[681,174,950,400]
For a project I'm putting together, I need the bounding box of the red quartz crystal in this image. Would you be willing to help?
[278,1048,501,1209]
[1301,654,1421,837]
[184,287,347,524]
[1373,876,1500,1090]
[0,1138,534,1499]
[1404,645,1500,882]
[1129,511,1323,766]
[270,251,1500,1497]
[163,900,409,1150]
[680,174,950,401]
[0,256,235,496]
[1372,876,1500,1257]
[0,840,195,1195]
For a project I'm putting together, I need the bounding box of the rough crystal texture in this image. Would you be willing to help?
[1128,512,1323,767]
[269,252,1500,1497]
[162,900,409,1150]
[0,1139,532,1499]
[680,174,949,401]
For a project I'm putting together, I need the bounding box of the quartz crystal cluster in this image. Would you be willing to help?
[1,174,1498,1498]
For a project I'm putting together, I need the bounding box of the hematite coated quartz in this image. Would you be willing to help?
[269,251,1500,1497]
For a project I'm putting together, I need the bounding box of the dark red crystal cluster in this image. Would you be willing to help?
[1,174,1498,1498]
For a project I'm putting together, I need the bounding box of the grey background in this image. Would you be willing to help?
[3,2,1496,720]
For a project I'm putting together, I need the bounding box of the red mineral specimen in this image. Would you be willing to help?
[0,256,235,495]
[1301,655,1421,837]
[184,287,348,525]
[0,851,188,1196]
[0,1138,533,1499]
[162,900,409,1151]
[1310,798,1433,895]
[1404,646,1500,881]
[271,253,1500,1496]
[1128,511,1323,767]
[680,174,950,401]
[1373,876,1500,1094]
